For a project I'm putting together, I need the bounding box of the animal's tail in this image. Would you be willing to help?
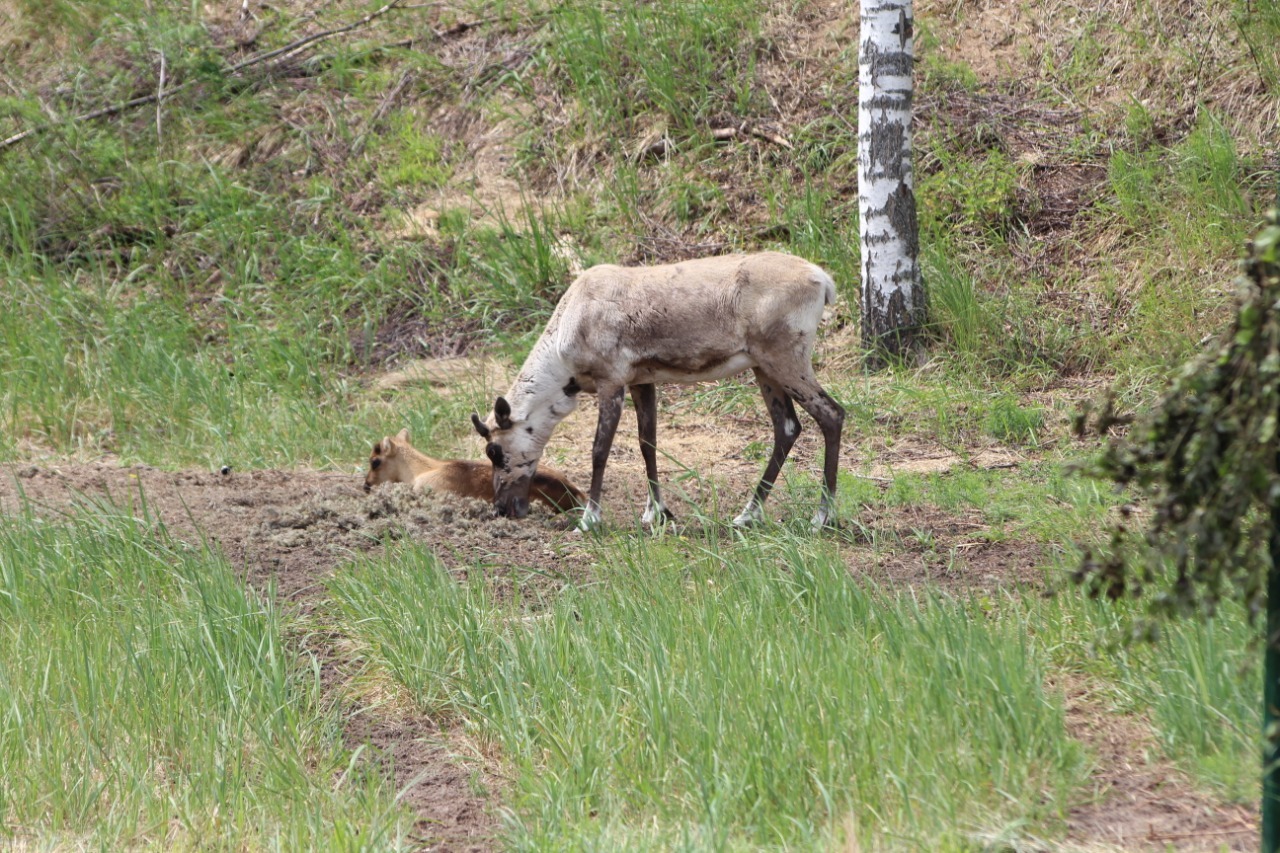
[809,265,838,305]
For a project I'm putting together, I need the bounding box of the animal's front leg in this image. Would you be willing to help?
[582,384,625,531]
[631,383,675,526]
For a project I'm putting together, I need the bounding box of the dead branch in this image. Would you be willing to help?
[349,68,415,158]
[3,92,176,149]
[155,50,167,143]
[223,0,409,76]
[709,122,793,150]
[1144,822,1254,842]
[1,0,408,151]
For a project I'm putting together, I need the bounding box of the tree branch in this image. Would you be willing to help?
[1,0,408,152]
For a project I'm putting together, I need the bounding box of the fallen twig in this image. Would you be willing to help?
[710,122,793,150]
[154,50,167,143]
[1144,822,1254,842]
[3,92,174,149]
[636,120,793,163]
[1,0,408,151]
[349,68,415,158]
[223,0,408,75]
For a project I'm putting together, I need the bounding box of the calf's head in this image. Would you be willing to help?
[365,428,409,492]
[472,397,540,518]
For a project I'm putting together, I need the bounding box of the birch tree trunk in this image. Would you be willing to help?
[859,0,925,361]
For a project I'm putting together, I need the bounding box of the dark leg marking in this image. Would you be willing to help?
[589,385,626,513]
[788,376,845,523]
[631,383,674,523]
[750,367,803,509]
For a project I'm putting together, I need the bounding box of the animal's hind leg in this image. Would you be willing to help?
[733,368,802,527]
[774,370,845,528]
[583,384,625,531]
[631,383,674,525]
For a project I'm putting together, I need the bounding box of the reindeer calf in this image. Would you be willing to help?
[365,429,584,513]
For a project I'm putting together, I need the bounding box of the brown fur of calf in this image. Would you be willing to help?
[365,429,584,513]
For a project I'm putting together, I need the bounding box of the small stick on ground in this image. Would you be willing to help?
[349,69,416,158]
[1,0,409,151]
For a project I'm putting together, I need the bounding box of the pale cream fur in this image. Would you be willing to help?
[473,251,845,529]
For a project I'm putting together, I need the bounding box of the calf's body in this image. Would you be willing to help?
[365,429,583,512]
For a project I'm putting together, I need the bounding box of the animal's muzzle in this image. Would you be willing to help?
[495,496,530,519]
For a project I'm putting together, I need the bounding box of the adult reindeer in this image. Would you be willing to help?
[471,251,845,530]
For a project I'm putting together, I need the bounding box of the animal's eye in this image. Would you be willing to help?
[370,458,381,470]
[486,443,504,465]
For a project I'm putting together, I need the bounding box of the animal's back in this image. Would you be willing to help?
[554,252,834,385]
[417,460,493,501]
[530,464,585,511]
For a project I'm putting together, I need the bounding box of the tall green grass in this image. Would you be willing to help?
[328,530,1088,848]
[0,505,407,848]
[1031,567,1260,803]
[541,0,768,133]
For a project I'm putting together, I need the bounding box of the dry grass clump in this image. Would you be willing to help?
[262,482,560,553]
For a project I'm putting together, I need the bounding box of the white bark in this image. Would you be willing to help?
[859,0,925,357]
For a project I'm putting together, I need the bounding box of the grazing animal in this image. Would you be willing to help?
[364,429,584,513]
[471,251,845,529]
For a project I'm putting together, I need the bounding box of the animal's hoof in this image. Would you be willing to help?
[576,509,603,534]
[643,512,679,536]
[811,510,840,531]
[641,505,677,527]
[732,508,764,528]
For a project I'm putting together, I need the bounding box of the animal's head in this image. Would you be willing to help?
[365,428,411,493]
[472,396,543,518]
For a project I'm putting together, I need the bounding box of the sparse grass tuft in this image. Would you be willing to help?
[0,506,407,848]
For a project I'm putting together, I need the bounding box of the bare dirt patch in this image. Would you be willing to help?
[1060,677,1255,852]
[841,502,1048,593]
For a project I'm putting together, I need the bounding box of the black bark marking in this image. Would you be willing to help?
[863,41,913,78]
[894,8,912,45]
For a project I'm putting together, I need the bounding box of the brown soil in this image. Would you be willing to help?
[1061,677,1255,852]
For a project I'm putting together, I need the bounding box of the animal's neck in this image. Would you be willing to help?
[395,443,440,478]
[505,338,578,449]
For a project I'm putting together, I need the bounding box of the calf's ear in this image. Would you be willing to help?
[395,428,410,442]
[381,436,399,457]
[471,413,491,439]
[494,396,514,429]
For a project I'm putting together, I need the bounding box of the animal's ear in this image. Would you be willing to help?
[395,428,410,443]
[494,396,513,429]
[381,436,398,457]
[471,412,491,439]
